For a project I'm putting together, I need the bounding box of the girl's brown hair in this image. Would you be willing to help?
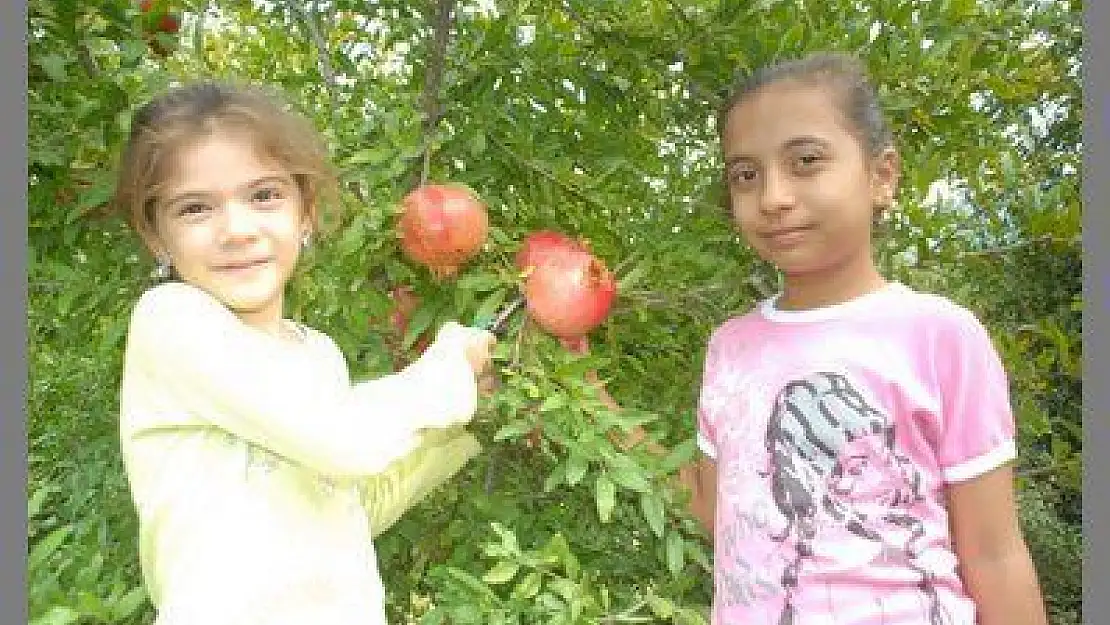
[715,51,898,225]
[112,81,338,244]
[717,51,893,157]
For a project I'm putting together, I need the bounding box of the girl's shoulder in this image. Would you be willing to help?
[882,284,992,337]
[703,283,993,352]
[130,280,231,322]
[128,282,346,361]
[702,306,767,356]
[126,281,233,343]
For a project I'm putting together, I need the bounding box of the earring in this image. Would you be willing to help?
[154,257,172,279]
[301,232,312,249]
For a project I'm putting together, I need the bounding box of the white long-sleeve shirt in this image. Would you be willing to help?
[118,282,481,625]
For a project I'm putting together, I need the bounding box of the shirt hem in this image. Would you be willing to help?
[943,439,1017,483]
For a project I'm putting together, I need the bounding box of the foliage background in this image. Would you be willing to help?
[27,0,1082,623]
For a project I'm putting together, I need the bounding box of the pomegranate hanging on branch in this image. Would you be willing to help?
[516,230,617,352]
[397,183,490,280]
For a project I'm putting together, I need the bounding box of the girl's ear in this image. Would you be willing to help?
[301,200,318,237]
[870,147,901,210]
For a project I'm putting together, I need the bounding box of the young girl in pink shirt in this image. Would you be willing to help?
[680,51,1049,625]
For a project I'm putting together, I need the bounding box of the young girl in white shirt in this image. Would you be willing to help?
[111,80,496,625]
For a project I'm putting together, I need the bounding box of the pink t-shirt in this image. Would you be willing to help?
[696,283,1016,625]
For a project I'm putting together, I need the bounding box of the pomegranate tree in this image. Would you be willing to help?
[398,183,489,279]
[519,232,617,345]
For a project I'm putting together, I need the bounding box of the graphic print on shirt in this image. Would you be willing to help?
[761,371,951,625]
[245,441,338,496]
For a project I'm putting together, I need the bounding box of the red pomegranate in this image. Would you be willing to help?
[388,286,420,333]
[157,13,181,33]
[377,286,430,369]
[523,241,616,342]
[388,286,430,353]
[139,0,181,33]
[515,230,582,274]
[398,184,489,279]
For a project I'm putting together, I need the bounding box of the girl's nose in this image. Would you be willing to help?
[219,200,259,241]
[760,168,796,215]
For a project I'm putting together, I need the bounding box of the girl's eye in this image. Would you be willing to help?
[794,153,824,171]
[177,203,209,217]
[251,186,285,203]
[728,166,759,186]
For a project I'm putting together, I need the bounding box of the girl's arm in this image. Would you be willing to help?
[124,282,482,478]
[679,457,717,534]
[611,424,717,535]
[584,356,718,535]
[359,426,481,538]
[929,303,1048,624]
[947,464,1048,625]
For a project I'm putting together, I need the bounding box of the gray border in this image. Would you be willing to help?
[1085,2,1104,622]
[4,1,29,623]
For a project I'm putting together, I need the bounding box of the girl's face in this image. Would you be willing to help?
[143,132,309,332]
[721,81,897,279]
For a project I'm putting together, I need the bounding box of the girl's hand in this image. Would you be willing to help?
[434,322,497,376]
[464,328,496,376]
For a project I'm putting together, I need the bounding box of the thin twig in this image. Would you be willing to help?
[287,0,370,203]
[414,0,457,190]
[288,1,340,129]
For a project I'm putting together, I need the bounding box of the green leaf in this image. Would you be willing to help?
[595,473,616,523]
[639,492,666,538]
[30,606,81,625]
[673,607,708,625]
[511,571,543,600]
[403,301,438,349]
[666,532,685,578]
[565,452,588,486]
[36,54,69,82]
[456,272,503,292]
[344,147,395,168]
[443,566,501,601]
[472,288,510,327]
[605,452,651,493]
[109,586,148,621]
[483,560,520,585]
[538,393,566,413]
[647,595,675,618]
[27,485,55,520]
[493,419,535,442]
[29,526,71,572]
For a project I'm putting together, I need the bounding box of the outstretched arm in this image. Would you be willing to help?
[123,283,485,478]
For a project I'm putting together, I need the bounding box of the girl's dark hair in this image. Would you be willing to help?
[112,80,337,244]
[717,51,893,157]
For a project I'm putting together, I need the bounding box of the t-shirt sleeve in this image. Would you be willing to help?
[695,331,721,461]
[934,306,1018,483]
[123,282,479,478]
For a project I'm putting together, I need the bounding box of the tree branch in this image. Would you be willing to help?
[287,0,369,204]
[289,1,340,123]
[413,0,457,191]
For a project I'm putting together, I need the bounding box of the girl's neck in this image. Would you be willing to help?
[235,303,300,343]
[776,253,887,312]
